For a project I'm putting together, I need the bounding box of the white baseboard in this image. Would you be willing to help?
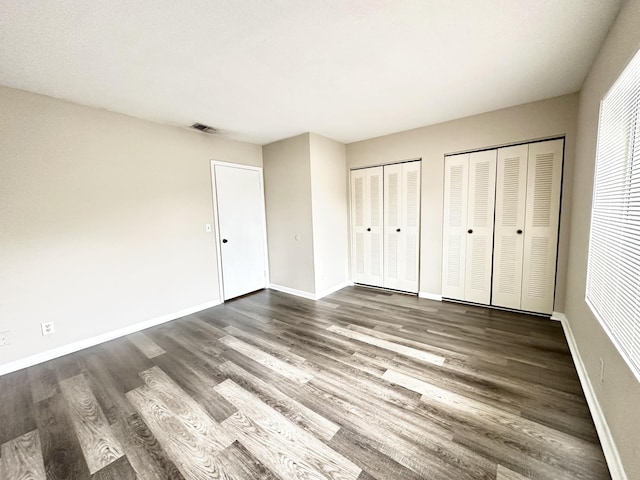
[0,299,222,377]
[269,284,317,300]
[270,281,350,301]
[315,281,351,300]
[418,292,443,301]
[559,314,627,480]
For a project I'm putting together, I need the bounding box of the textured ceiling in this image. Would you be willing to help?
[0,0,623,145]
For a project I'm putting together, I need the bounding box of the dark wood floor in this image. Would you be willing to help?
[0,287,610,479]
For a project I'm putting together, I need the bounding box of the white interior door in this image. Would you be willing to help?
[492,144,528,309]
[384,161,421,292]
[351,167,384,287]
[464,150,497,304]
[442,154,469,300]
[520,139,563,314]
[213,163,268,300]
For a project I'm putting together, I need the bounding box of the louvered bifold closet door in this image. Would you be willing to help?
[492,144,528,310]
[351,167,384,287]
[384,163,404,290]
[520,139,563,314]
[384,161,421,292]
[464,150,497,304]
[442,154,469,300]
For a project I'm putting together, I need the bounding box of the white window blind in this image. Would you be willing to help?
[586,47,640,380]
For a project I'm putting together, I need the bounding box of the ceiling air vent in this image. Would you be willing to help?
[190,123,217,134]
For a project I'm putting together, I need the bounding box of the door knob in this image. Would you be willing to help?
[396,228,401,232]
[517,229,523,234]
[366,228,371,232]
[467,229,473,234]
[222,239,228,243]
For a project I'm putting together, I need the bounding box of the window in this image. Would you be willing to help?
[586,47,640,380]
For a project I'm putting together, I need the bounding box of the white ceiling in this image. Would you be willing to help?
[0,1,623,145]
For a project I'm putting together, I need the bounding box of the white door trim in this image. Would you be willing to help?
[210,161,270,302]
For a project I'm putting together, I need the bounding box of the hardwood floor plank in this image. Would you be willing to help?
[137,366,234,450]
[144,328,225,373]
[97,337,155,392]
[111,413,185,480]
[283,378,484,479]
[91,456,137,480]
[307,371,495,479]
[327,324,446,366]
[384,368,607,478]
[151,352,236,423]
[59,374,124,474]
[27,362,59,403]
[217,379,361,480]
[34,393,92,479]
[347,322,466,362]
[327,426,426,480]
[452,427,579,480]
[216,441,279,480]
[382,368,515,416]
[496,464,533,480]
[218,360,340,441]
[188,317,231,339]
[0,369,36,445]
[519,405,599,443]
[367,351,525,415]
[168,321,227,359]
[219,334,314,383]
[0,429,46,480]
[78,352,138,424]
[127,332,166,359]
[281,324,361,360]
[126,366,234,480]
[223,324,307,365]
[51,352,84,382]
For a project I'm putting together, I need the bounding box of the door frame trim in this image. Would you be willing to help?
[210,160,270,302]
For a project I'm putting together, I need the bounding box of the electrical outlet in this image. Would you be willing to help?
[41,321,55,336]
[599,358,605,384]
[0,330,10,346]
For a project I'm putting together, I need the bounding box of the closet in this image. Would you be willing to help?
[351,161,421,293]
[442,138,563,314]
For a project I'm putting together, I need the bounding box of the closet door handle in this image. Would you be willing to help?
[467,229,473,234]
[222,239,228,243]
[517,229,523,234]
[396,228,401,232]
[366,228,371,232]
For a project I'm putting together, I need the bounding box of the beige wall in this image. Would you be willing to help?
[309,133,349,294]
[565,0,640,477]
[263,134,316,294]
[0,86,262,367]
[346,94,578,311]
